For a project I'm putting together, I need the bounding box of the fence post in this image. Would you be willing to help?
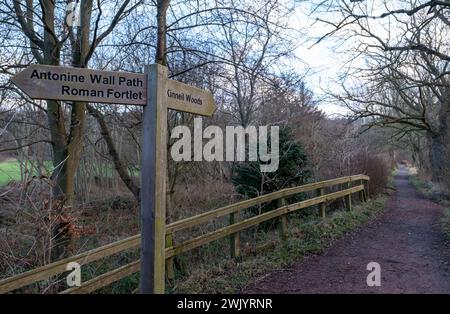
[317,188,326,218]
[165,233,175,281]
[366,181,370,200]
[277,198,288,242]
[346,181,352,211]
[229,211,240,259]
[359,179,365,202]
[362,180,369,201]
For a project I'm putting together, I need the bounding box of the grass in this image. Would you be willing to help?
[0,160,54,187]
[443,207,450,238]
[0,160,24,186]
[0,159,139,187]
[408,172,450,238]
[169,193,390,294]
[409,172,450,206]
[409,175,433,198]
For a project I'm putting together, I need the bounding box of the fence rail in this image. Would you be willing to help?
[0,174,369,294]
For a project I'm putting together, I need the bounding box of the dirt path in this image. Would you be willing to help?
[243,167,450,293]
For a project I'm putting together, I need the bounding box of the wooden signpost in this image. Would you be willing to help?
[11,64,216,115]
[166,79,216,116]
[11,63,216,294]
[11,64,147,105]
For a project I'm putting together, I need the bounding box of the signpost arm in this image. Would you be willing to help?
[140,64,168,294]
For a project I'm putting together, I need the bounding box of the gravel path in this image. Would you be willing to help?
[243,167,450,293]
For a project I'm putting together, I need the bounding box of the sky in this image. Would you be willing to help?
[289,0,410,116]
[290,2,349,116]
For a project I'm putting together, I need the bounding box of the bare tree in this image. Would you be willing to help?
[312,0,450,189]
[1,0,142,260]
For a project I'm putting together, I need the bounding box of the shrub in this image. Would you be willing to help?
[231,126,311,215]
[350,152,390,196]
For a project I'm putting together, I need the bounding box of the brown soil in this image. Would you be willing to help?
[243,167,450,293]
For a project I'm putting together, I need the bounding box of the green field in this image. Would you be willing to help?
[0,160,54,187]
[0,160,23,186]
[0,160,139,187]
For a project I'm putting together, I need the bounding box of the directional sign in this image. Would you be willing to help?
[166,79,216,117]
[11,64,216,116]
[11,64,147,105]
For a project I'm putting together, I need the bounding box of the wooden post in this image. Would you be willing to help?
[229,211,240,258]
[140,64,168,294]
[358,180,363,202]
[366,181,370,200]
[362,180,368,202]
[277,198,288,241]
[165,233,175,281]
[346,181,352,211]
[317,188,326,218]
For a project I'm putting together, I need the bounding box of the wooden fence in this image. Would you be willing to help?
[0,174,369,294]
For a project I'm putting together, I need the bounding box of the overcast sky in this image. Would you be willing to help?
[289,0,410,116]
[288,2,347,116]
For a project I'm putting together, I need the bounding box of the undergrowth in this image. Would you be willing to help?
[169,194,389,293]
[409,172,450,238]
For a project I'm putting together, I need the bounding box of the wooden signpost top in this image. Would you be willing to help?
[11,64,216,116]
[10,63,216,295]
[166,79,216,117]
[11,64,147,105]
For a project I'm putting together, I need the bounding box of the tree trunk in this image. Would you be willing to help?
[87,105,140,202]
[47,0,92,261]
[39,0,75,261]
[429,130,450,189]
[49,100,86,261]
[155,0,170,65]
